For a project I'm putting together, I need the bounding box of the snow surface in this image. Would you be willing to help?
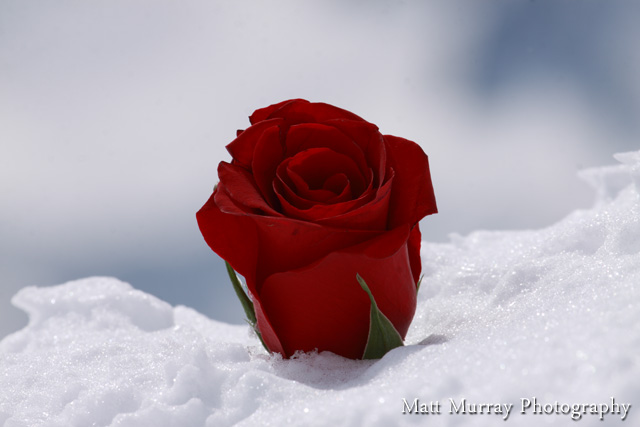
[1,151,639,427]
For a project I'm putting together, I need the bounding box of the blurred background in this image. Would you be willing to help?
[1,0,639,338]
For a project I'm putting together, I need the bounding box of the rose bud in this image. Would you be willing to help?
[197,99,437,359]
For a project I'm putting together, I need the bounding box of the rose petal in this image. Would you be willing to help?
[279,172,351,205]
[252,99,365,125]
[274,159,371,211]
[249,99,303,124]
[217,162,282,217]
[286,166,333,202]
[251,125,285,208]
[407,224,422,285]
[273,157,379,224]
[259,225,416,358]
[275,158,358,210]
[276,176,390,230]
[202,184,381,289]
[251,217,381,292]
[285,168,345,203]
[284,123,371,181]
[286,147,366,197]
[273,172,314,210]
[314,174,392,230]
[322,173,351,202]
[383,134,438,228]
[226,118,283,170]
[325,119,387,186]
[251,291,286,355]
[196,189,287,355]
[276,186,374,221]
[196,186,260,286]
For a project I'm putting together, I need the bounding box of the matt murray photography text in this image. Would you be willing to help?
[402,397,631,421]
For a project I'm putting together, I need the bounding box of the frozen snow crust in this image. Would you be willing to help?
[1,151,639,427]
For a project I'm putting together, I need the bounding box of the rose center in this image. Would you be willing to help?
[285,147,365,202]
[322,173,349,195]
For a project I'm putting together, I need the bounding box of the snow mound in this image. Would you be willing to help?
[1,151,639,427]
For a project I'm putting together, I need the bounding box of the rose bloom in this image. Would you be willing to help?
[197,99,437,359]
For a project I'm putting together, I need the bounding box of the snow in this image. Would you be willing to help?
[1,151,639,427]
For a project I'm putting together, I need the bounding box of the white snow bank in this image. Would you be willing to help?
[1,151,639,427]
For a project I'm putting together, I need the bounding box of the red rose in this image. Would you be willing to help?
[197,99,437,359]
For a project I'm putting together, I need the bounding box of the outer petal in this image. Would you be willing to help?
[197,184,382,293]
[259,225,417,359]
[251,291,286,355]
[226,118,283,170]
[407,224,422,285]
[250,99,303,124]
[195,187,286,354]
[251,217,381,291]
[383,134,438,228]
[251,125,285,208]
[196,186,259,285]
[251,99,365,125]
[218,162,282,217]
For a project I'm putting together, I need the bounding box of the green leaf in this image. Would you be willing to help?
[357,274,405,360]
[225,261,257,325]
[417,274,424,292]
[225,261,268,351]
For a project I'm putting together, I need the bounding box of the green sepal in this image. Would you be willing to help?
[225,261,268,351]
[357,274,405,360]
[225,261,256,324]
[417,275,424,292]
